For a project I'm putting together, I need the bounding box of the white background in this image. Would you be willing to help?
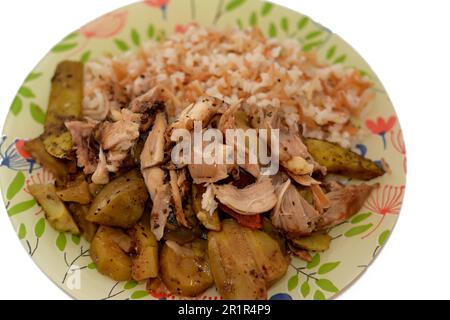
[0,0,449,300]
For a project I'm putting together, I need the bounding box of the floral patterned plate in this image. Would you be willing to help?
[0,0,406,300]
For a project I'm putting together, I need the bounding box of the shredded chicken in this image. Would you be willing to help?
[311,184,331,213]
[128,86,163,113]
[168,96,224,133]
[140,110,172,240]
[92,148,109,184]
[65,119,99,174]
[150,184,172,241]
[318,183,377,229]
[169,169,189,228]
[98,109,141,171]
[140,112,167,169]
[214,177,277,215]
[271,177,321,237]
[201,184,218,215]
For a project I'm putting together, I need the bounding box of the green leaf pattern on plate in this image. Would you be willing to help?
[378,230,391,246]
[261,2,273,16]
[30,103,45,125]
[288,275,298,291]
[56,232,67,251]
[225,0,247,12]
[130,290,149,300]
[124,280,138,290]
[290,253,341,299]
[345,224,374,237]
[7,171,25,201]
[18,223,27,240]
[34,218,46,238]
[8,199,36,217]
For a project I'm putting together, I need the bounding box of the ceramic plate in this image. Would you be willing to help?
[0,0,406,300]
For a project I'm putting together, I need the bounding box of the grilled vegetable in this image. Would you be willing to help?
[86,170,148,228]
[90,226,132,281]
[68,203,98,242]
[160,239,214,297]
[56,178,92,204]
[291,232,332,252]
[28,184,79,234]
[192,184,221,231]
[24,137,71,184]
[43,61,83,159]
[305,138,384,180]
[131,222,158,281]
[208,220,289,299]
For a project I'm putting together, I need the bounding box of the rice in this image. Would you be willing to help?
[84,25,374,147]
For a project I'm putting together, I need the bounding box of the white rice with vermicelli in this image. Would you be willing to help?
[83,25,374,147]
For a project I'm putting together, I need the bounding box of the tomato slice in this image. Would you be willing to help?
[219,204,263,229]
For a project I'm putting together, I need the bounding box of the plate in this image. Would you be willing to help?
[0,0,406,300]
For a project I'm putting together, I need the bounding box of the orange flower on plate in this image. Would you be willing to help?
[366,116,396,149]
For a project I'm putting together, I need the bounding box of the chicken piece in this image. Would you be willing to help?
[128,86,164,114]
[65,119,99,174]
[97,109,141,171]
[140,111,172,240]
[214,177,277,215]
[287,172,321,187]
[168,96,225,133]
[92,148,109,185]
[188,140,231,184]
[318,184,376,229]
[311,184,331,213]
[271,177,321,238]
[140,112,167,169]
[169,170,189,228]
[218,103,261,179]
[188,164,229,185]
[150,184,172,241]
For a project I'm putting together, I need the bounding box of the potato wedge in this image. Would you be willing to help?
[131,222,159,281]
[208,220,289,300]
[43,61,83,159]
[28,184,79,234]
[24,138,71,184]
[57,179,92,204]
[305,138,385,180]
[192,184,221,231]
[90,226,132,281]
[160,239,213,297]
[291,232,332,252]
[68,203,98,242]
[86,170,148,228]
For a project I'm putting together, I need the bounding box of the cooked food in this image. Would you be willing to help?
[130,221,159,281]
[56,177,92,204]
[304,138,384,180]
[90,226,132,281]
[26,25,384,299]
[160,239,214,297]
[208,220,289,299]
[28,184,79,234]
[86,170,148,228]
[68,203,98,242]
[291,232,332,252]
[43,61,83,159]
[24,138,72,184]
[214,178,277,215]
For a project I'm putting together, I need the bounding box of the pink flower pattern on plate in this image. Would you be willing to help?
[80,11,128,39]
[362,185,405,239]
